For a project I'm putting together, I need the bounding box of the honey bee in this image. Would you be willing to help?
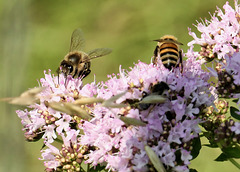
[57,28,112,79]
[153,35,183,71]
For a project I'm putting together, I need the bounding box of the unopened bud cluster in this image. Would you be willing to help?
[216,65,240,98]
[45,144,89,172]
[199,44,216,61]
[202,100,240,147]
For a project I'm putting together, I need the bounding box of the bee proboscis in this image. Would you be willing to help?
[57,28,112,79]
[153,35,183,71]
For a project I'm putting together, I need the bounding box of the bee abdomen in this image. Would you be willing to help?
[159,43,179,69]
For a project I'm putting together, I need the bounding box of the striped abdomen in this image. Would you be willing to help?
[159,42,179,70]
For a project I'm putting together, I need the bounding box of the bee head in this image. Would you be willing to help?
[153,35,183,45]
[59,60,74,76]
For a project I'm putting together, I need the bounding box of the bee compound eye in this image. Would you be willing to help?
[62,63,73,73]
[68,65,73,73]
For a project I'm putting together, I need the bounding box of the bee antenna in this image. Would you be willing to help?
[153,39,163,42]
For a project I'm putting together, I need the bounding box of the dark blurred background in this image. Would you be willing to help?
[0,0,237,171]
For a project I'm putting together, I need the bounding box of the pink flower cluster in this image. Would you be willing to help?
[17,53,214,172]
[188,0,240,148]
[14,1,240,171]
[80,55,213,171]
[188,0,240,114]
[188,0,240,60]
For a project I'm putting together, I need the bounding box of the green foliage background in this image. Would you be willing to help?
[0,0,238,172]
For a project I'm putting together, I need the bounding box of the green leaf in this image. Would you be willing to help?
[215,147,240,162]
[222,147,240,159]
[232,99,239,103]
[88,164,106,172]
[144,145,166,172]
[64,102,92,120]
[0,87,45,105]
[74,97,104,105]
[139,95,166,104]
[102,91,127,108]
[120,116,146,126]
[230,106,240,120]
[203,144,218,148]
[191,137,202,160]
[215,153,228,162]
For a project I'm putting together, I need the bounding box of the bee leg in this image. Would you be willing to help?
[153,46,159,65]
[56,67,60,74]
[179,50,183,73]
[175,50,183,73]
[81,69,91,79]
[80,62,91,79]
[72,69,78,78]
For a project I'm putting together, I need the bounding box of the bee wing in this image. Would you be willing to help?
[86,48,112,61]
[69,28,85,52]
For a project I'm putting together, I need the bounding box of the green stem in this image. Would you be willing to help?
[87,164,90,172]
[80,166,86,172]
[228,158,240,170]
